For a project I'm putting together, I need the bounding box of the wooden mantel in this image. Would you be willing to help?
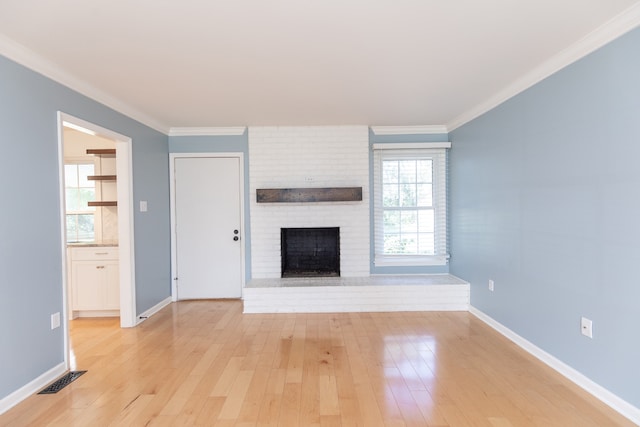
[256,187,362,203]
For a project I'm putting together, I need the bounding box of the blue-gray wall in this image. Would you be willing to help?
[449,27,640,407]
[0,55,171,400]
[169,134,252,280]
[369,130,450,274]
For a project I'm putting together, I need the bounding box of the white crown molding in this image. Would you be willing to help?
[372,142,451,150]
[168,127,247,136]
[470,306,640,425]
[370,125,448,135]
[0,34,169,135]
[447,2,640,132]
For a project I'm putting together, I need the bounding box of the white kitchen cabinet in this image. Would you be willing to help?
[69,246,119,316]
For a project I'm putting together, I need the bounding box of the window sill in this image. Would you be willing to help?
[374,254,449,267]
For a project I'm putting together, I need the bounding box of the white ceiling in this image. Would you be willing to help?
[1,0,639,134]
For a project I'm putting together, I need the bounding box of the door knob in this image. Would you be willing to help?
[233,236,239,241]
[233,230,239,234]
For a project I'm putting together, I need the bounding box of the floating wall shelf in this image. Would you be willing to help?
[87,175,117,181]
[88,201,117,207]
[86,149,115,156]
[256,187,362,203]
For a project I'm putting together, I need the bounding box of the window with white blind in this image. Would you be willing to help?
[373,143,449,266]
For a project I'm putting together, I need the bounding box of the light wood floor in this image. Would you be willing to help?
[1,300,634,426]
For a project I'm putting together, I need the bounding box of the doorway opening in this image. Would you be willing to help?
[56,113,137,368]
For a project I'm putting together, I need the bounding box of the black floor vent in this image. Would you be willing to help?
[38,371,87,394]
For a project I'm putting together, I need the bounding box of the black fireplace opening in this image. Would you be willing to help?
[281,227,340,278]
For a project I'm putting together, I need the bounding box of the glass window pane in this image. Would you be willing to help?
[383,184,399,207]
[383,161,399,183]
[418,210,434,233]
[66,215,78,242]
[417,160,432,183]
[383,211,400,234]
[399,160,416,183]
[418,233,435,255]
[79,188,96,210]
[399,183,416,207]
[384,234,403,254]
[65,164,78,187]
[65,189,80,211]
[400,234,418,254]
[77,214,94,241]
[78,164,95,187]
[401,211,418,233]
[417,184,432,207]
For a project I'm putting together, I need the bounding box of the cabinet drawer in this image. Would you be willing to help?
[70,247,119,261]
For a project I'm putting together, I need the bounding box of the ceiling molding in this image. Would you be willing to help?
[370,125,448,135]
[372,142,451,150]
[447,2,640,132]
[0,34,169,135]
[168,127,247,136]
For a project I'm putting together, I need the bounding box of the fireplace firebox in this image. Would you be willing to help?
[281,227,340,277]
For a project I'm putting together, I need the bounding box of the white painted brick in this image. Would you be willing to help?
[249,126,370,279]
[243,280,470,313]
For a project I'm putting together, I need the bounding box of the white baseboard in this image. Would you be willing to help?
[73,310,119,318]
[0,362,66,415]
[136,296,172,324]
[469,306,640,425]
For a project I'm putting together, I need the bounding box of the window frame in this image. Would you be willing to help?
[373,143,449,267]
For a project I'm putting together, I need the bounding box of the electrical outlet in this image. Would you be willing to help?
[581,317,593,338]
[488,279,495,292]
[51,312,61,330]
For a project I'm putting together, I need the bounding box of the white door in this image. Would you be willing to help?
[174,156,243,299]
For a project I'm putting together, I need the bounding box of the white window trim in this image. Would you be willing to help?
[373,144,449,267]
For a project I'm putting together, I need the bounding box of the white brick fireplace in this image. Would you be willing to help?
[249,126,370,278]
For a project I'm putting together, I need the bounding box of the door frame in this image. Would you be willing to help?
[169,152,245,301]
[57,112,137,339]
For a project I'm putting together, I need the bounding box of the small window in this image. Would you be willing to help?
[65,163,96,242]
[373,146,448,266]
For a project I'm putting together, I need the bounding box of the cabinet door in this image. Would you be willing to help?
[104,262,120,309]
[73,261,107,310]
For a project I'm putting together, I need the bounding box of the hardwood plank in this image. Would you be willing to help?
[159,374,202,415]
[277,382,302,426]
[256,368,286,426]
[217,370,254,420]
[0,300,635,427]
[193,396,226,425]
[319,375,341,416]
[235,366,271,424]
[210,357,244,397]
